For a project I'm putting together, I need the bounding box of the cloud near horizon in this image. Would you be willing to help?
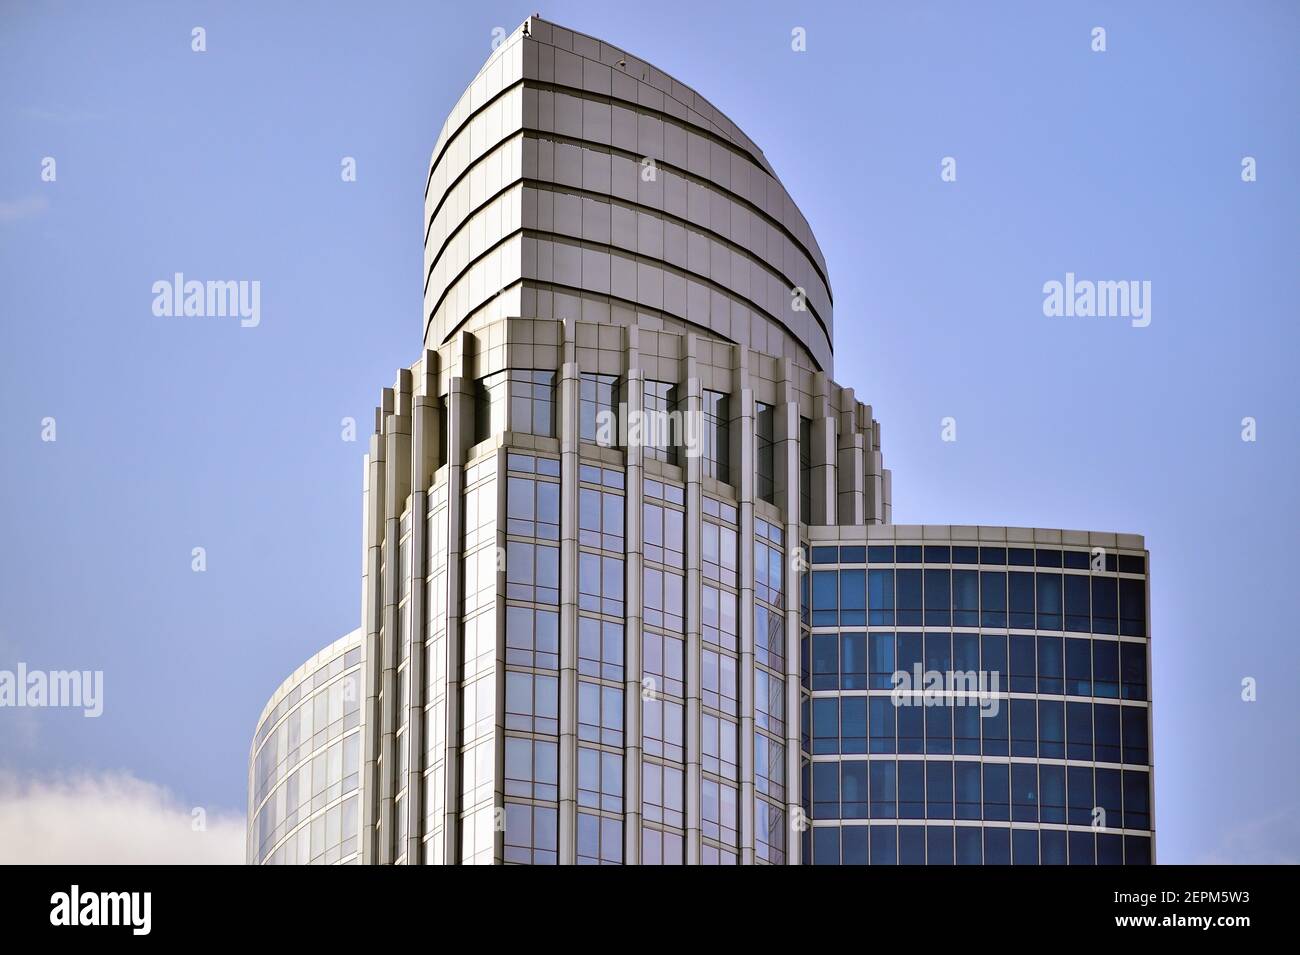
[0,770,244,864]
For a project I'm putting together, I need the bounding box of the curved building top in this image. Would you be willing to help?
[422,15,836,375]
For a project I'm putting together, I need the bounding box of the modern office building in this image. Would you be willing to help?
[248,629,364,865]
[248,15,1153,864]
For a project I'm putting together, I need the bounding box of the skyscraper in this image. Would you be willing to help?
[249,15,1153,865]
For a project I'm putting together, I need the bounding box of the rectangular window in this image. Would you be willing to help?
[509,369,556,437]
[799,415,813,524]
[755,401,775,503]
[580,372,619,447]
[701,389,730,482]
[642,380,678,464]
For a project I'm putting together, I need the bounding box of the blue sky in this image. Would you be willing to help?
[0,0,1296,862]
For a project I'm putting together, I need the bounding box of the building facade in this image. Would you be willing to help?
[248,629,364,865]
[249,16,1154,864]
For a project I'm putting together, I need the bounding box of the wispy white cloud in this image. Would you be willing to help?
[0,196,50,223]
[0,770,244,864]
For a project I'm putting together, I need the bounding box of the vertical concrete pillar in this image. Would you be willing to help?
[558,329,581,864]
[440,375,474,863]
[622,327,645,865]
[681,344,703,865]
[733,361,756,865]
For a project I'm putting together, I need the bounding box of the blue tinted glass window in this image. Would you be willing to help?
[867,545,894,563]
[812,570,837,626]
[812,634,838,690]
[1125,835,1151,865]
[1036,549,1062,568]
[1095,705,1121,763]
[1118,554,1145,574]
[1098,833,1124,864]
[1009,635,1036,692]
[1008,572,1035,628]
[1036,573,1062,630]
[1037,636,1064,694]
[813,825,840,864]
[898,700,924,755]
[898,762,925,818]
[1091,575,1119,634]
[841,698,867,754]
[841,546,865,564]
[981,634,1007,683]
[1011,762,1039,823]
[843,826,868,863]
[982,694,1009,757]
[1011,698,1037,757]
[953,702,980,755]
[1041,829,1067,865]
[983,763,1010,821]
[952,546,978,564]
[813,760,839,818]
[984,827,1011,864]
[956,827,982,864]
[839,570,866,625]
[925,545,951,563]
[927,825,954,865]
[952,569,979,626]
[955,762,981,819]
[1038,699,1065,759]
[1069,830,1096,865]
[953,632,979,672]
[896,545,922,563]
[1067,700,1093,760]
[899,825,925,863]
[924,569,950,626]
[812,698,839,754]
[926,701,952,756]
[868,569,894,625]
[868,632,895,689]
[842,762,868,818]
[1064,574,1090,632]
[1007,547,1033,566]
[840,632,867,690]
[1119,578,1146,636]
[1065,638,1092,695]
[1121,642,1147,700]
[1093,640,1120,698]
[1012,827,1039,865]
[980,571,1007,627]
[924,632,952,674]
[869,697,896,754]
[869,760,896,817]
[926,761,953,819]
[981,546,1007,565]
[1123,771,1150,829]
[1040,764,1066,823]
[811,546,838,564]
[896,569,922,625]
[1068,765,1094,825]
[870,825,897,864]
[1122,706,1149,765]
[1063,550,1090,570]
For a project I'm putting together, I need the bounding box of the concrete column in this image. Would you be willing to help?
[622,332,645,865]
[359,409,384,864]
[774,369,803,866]
[440,375,474,863]
[836,388,865,526]
[681,352,703,865]
[733,367,757,865]
[810,374,836,526]
[558,337,581,864]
